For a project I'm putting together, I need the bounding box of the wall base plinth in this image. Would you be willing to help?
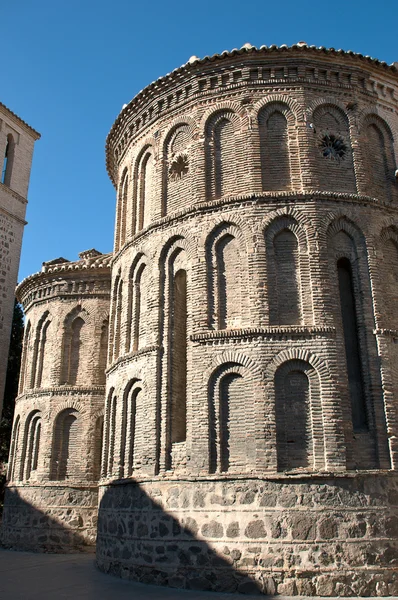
[96,474,398,596]
[1,484,98,552]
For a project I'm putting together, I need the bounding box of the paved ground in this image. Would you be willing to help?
[1,548,397,600]
[0,548,268,600]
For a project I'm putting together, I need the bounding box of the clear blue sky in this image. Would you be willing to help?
[3,0,397,282]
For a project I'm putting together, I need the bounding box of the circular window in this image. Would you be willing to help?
[169,154,189,180]
[319,134,347,161]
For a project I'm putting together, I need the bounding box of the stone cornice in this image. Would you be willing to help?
[191,326,336,343]
[374,328,398,338]
[112,190,398,265]
[17,252,113,304]
[0,181,28,205]
[106,345,159,375]
[16,386,106,402]
[106,43,398,185]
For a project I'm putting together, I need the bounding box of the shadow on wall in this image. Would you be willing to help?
[96,481,269,596]
[1,484,265,595]
[1,487,95,553]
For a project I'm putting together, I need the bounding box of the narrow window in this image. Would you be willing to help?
[1,134,14,186]
[8,416,20,481]
[272,229,302,325]
[215,234,241,329]
[170,270,187,447]
[259,110,291,191]
[93,416,104,480]
[108,396,117,476]
[213,118,235,198]
[337,257,368,431]
[52,409,79,480]
[24,413,41,480]
[275,368,311,471]
[98,319,109,385]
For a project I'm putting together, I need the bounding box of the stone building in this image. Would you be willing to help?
[3,43,398,595]
[0,104,40,415]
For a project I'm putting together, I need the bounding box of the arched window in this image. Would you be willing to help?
[22,410,42,480]
[312,105,356,193]
[51,408,80,480]
[327,222,376,456]
[61,316,84,385]
[269,229,302,325]
[364,118,396,201]
[98,318,109,385]
[127,257,148,353]
[120,380,143,477]
[1,134,15,186]
[19,321,32,393]
[170,269,187,447]
[164,124,191,216]
[206,224,244,330]
[108,395,117,476]
[115,168,129,250]
[30,313,51,389]
[93,415,104,481]
[206,112,237,200]
[259,106,291,191]
[113,279,123,360]
[337,257,367,431]
[159,240,189,471]
[134,149,154,234]
[275,363,314,471]
[8,415,20,481]
[208,363,254,474]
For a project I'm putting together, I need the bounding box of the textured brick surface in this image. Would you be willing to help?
[4,45,398,595]
[0,105,39,414]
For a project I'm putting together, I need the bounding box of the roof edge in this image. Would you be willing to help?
[0,102,41,140]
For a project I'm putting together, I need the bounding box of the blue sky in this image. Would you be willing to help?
[3,0,397,282]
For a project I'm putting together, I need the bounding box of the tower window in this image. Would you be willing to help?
[2,134,15,186]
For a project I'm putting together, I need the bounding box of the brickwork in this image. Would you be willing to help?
[2,252,111,550]
[0,104,39,414]
[4,44,398,595]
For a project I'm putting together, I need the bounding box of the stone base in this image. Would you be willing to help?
[96,473,398,596]
[1,484,98,552]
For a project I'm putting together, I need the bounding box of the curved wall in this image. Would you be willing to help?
[2,251,111,552]
[98,46,398,595]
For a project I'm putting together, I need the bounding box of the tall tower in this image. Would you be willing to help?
[0,103,40,415]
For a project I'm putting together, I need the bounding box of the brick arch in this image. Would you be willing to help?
[50,400,86,420]
[204,221,249,330]
[253,95,303,123]
[63,304,91,327]
[359,112,397,202]
[258,206,317,238]
[204,106,244,200]
[158,231,196,264]
[207,359,260,474]
[273,358,324,471]
[161,117,198,150]
[325,214,366,247]
[161,120,197,217]
[305,96,352,125]
[132,143,155,234]
[266,347,330,382]
[263,214,313,326]
[199,101,244,132]
[205,350,263,381]
[359,110,395,140]
[119,377,146,477]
